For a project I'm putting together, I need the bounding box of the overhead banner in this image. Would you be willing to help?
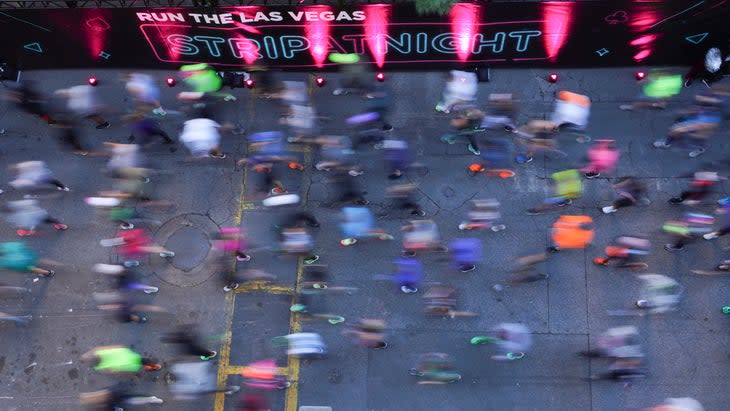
[0,1,728,70]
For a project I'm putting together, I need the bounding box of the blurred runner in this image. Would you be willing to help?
[278,227,319,265]
[653,106,721,158]
[0,241,54,277]
[161,324,218,361]
[95,292,166,324]
[448,238,482,272]
[237,393,271,411]
[579,326,644,359]
[179,63,223,95]
[124,110,174,147]
[619,71,682,111]
[329,54,370,96]
[645,397,705,411]
[3,80,56,125]
[100,228,175,267]
[365,83,393,131]
[409,353,461,384]
[213,226,252,292]
[488,323,532,360]
[179,117,226,159]
[581,139,619,178]
[79,384,163,408]
[339,206,393,246]
[504,252,549,284]
[668,171,721,205]
[592,236,650,269]
[94,263,159,294]
[469,137,511,172]
[435,70,478,113]
[401,219,448,256]
[241,358,290,389]
[5,199,68,236]
[380,137,412,179]
[527,169,582,214]
[551,90,591,131]
[600,176,647,214]
[480,93,518,131]
[297,134,357,174]
[440,107,485,155]
[168,361,240,399]
[635,274,683,313]
[513,120,561,164]
[9,160,70,192]
[329,169,369,206]
[386,183,426,217]
[344,318,388,349]
[549,215,595,252]
[81,345,161,374]
[275,332,327,358]
[458,199,505,231]
[381,257,423,294]
[55,84,110,129]
[123,72,161,110]
[684,46,728,87]
[662,212,714,252]
[589,357,646,381]
[702,200,730,240]
[238,131,300,195]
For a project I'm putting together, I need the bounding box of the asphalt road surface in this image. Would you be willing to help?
[0,67,728,411]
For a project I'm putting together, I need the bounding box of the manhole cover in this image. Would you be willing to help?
[150,213,222,287]
[166,227,209,271]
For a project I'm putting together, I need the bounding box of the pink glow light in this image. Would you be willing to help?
[232,34,259,65]
[541,2,574,62]
[629,5,662,62]
[304,6,332,68]
[629,34,658,46]
[449,3,481,62]
[362,4,391,68]
[633,49,652,62]
[231,6,264,35]
[79,10,112,60]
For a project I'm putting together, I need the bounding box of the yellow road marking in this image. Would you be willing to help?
[215,134,311,411]
[214,128,250,411]
[285,148,310,411]
[214,291,235,411]
[288,144,311,153]
[233,281,294,295]
[225,365,288,375]
[285,257,304,411]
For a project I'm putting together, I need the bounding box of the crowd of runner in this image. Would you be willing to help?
[0,61,722,411]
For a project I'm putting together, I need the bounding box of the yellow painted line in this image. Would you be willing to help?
[285,148,310,411]
[224,365,288,375]
[233,281,294,295]
[214,291,235,411]
[285,258,304,411]
[241,202,256,210]
[288,144,311,153]
[214,124,250,411]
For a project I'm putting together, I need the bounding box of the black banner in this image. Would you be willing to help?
[0,1,728,70]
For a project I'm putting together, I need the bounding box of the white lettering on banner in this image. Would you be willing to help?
[136,12,185,22]
[157,30,543,61]
[136,10,366,24]
[287,11,305,22]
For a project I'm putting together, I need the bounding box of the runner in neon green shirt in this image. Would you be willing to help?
[619,71,682,111]
[81,345,160,374]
